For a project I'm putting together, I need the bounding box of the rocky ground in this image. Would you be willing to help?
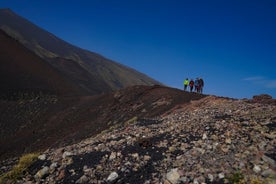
[1,95,276,184]
[0,85,205,161]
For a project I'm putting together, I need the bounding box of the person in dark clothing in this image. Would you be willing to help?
[199,78,204,94]
[189,79,194,92]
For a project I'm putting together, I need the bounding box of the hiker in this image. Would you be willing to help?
[189,79,194,92]
[199,78,204,94]
[194,78,199,93]
[184,78,189,91]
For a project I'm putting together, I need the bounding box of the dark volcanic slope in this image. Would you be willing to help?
[0,85,206,161]
[0,9,161,95]
[0,29,81,97]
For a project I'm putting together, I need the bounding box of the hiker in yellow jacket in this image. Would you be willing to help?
[184,78,189,91]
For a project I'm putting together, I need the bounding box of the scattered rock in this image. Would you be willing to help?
[38,154,46,160]
[107,171,119,182]
[35,166,49,179]
[253,165,261,173]
[4,96,276,183]
[76,175,89,183]
[166,168,180,184]
[62,151,73,158]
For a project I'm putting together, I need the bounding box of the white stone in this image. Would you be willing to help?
[62,151,73,158]
[208,174,214,182]
[49,162,58,173]
[218,172,225,179]
[107,172,119,182]
[38,154,46,160]
[35,166,50,179]
[253,165,261,173]
[166,168,180,184]
[202,133,207,140]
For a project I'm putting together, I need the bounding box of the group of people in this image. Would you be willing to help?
[184,78,204,93]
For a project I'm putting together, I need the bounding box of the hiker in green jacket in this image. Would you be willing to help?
[184,78,189,91]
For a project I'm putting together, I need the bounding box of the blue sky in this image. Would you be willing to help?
[1,0,275,99]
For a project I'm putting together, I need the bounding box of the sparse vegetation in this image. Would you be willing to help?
[226,171,245,184]
[226,171,267,184]
[124,116,138,126]
[0,153,39,184]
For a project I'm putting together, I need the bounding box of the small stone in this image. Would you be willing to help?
[49,162,58,173]
[62,151,73,158]
[210,134,217,141]
[132,153,139,159]
[262,155,276,168]
[218,172,225,179]
[107,172,119,182]
[208,174,214,182]
[169,146,176,152]
[253,165,261,173]
[225,138,231,144]
[179,176,188,183]
[117,152,122,157]
[35,166,49,179]
[261,169,276,178]
[57,169,65,180]
[62,157,73,165]
[109,152,117,160]
[38,154,46,160]
[76,175,89,183]
[96,165,103,171]
[220,145,229,153]
[144,155,151,161]
[166,168,180,184]
[265,132,276,139]
[202,133,207,140]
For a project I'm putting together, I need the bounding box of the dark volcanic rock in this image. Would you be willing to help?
[1,95,275,184]
[0,85,206,161]
[248,94,276,105]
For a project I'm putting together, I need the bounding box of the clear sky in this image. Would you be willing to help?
[1,0,275,99]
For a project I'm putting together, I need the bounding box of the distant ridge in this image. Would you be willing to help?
[0,8,162,95]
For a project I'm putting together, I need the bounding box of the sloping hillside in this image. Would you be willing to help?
[0,29,81,98]
[0,8,161,95]
[0,85,206,161]
[1,94,275,183]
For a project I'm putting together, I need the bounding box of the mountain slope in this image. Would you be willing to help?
[0,85,206,161]
[0,29,81,98]
[1,94,275,183]
[0,8,161,95]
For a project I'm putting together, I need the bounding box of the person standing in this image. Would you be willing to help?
[189,79,194,92]
[199,78,204,94]
[184,78,189,91]
[194,78,199,93]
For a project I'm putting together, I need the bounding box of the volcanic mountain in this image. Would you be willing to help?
[0,29,82,98]
[0,9,276,184]
[0,8,161,95]
[0,9,201,161]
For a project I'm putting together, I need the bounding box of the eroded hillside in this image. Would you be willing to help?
[0,85,205,161]
[1,94,275,184]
